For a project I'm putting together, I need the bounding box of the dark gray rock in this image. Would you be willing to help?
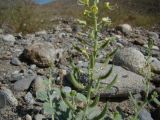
[151,74,160,84]
[152,108,160,120]
[155,87,160,94]
[14,75,36,91]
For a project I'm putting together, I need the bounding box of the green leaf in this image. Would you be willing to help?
[50,87,61,100]
[89,95,100,107]
[93,103,108,120]
[105,2,112,10]
[89,53,95,69]
[73,44,89,59]
[68,72,85,90]
[75,93,87,103]
[84,9,91,16]
[109,47,118,57]
[43,102,55,114]
[153,98,160,106]
[76,111,84,120]
[43,79,49,86]
[58,100,69,112]
[61,91,77,110]
[70,90,77,97]
[113,111,123,120]
[76,36,89,45]
[151,92,160,106]
[103,48,118,63]
[98,65,113,80]
[99,39,110,51]
[36,90,48,101]
[89,30,95,39]
[105,75,117,91]
[87,106,101,120]
[78,0,89,5]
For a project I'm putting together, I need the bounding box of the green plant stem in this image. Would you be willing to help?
[83,1,99,119]
[49,67,54,120]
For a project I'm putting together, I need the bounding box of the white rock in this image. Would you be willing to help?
[116,24,132,35]
[148,32,159,44]
[2,34,15,44]
[35,30,47,36]
[26,114,32,120]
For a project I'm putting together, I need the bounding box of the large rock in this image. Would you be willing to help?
[113,47,151,76]
[74,63,153,98]
[23,42,57,67]
[96,64,148,98]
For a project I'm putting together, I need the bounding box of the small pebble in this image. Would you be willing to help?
[34,114,45,120]
[26,114,32,120]
[29,64,37,70]
[25,92,35,105]
[10,57,21,66]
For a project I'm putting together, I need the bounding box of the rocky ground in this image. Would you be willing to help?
[0,18,160,120]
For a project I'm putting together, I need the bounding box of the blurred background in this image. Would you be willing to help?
[0,0,160,33]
